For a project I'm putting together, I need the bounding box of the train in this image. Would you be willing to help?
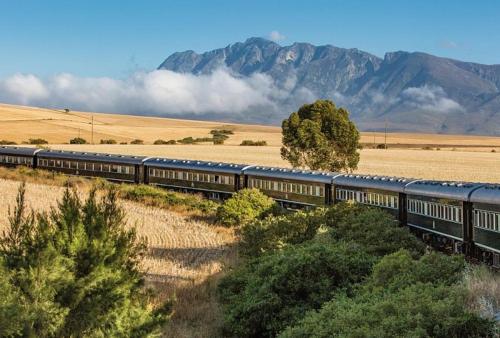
[1,145,499,267]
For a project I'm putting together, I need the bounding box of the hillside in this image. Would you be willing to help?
[159,37,500,134]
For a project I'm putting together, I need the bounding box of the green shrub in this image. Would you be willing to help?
[218,242,375,338]
[130,139,144,145]
[323,203,425,258]
[194,137,214,143]
[177,137,196,144]
[120,141,128,144]
[280,284,494,338]
[0,140,16,145]
[240,140,267,146]
[239,208,326,257]
[376,143,387,149]
[280,250,493,338]
[154,139,177,145]
[213,138,224,145]
[69,137,87,144]
[0,184,171,336]
[100,139,117,144]
[210,129,233,135]
[216,188,275,227]
[28,138,48,145]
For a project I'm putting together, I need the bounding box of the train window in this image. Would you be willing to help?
[474,209,500,233]
[408,198,462,224]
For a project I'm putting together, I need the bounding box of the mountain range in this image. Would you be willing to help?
[158,37,500,135]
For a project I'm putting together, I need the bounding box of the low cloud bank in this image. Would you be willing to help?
[0,68,313,120]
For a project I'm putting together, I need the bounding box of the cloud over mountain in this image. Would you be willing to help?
[0,68,314,122]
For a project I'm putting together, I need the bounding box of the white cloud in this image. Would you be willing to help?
[0,68,313,121]
[400,85,463,113]
[268,30,286,42]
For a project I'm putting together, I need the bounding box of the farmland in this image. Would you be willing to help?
[2,103,500,182]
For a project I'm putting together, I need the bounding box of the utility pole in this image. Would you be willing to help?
[384,118,388,150]
[91,115,94,145]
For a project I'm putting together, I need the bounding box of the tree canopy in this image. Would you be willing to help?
[281,100,360,172]
[0,183,171,337]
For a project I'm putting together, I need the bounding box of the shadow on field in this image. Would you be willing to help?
[148,244,237,269]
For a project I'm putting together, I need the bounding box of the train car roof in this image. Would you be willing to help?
[404,180,484,201]
[469,184,500,204]
[37,149,148,165]
[333,174,415,193]
[0,146,41,156]
[243,166,340,183]
[143,158,247,174]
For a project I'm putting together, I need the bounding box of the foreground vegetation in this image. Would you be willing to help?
[217,198,499,338]
[0,167,498,337]
[0,184,171,337]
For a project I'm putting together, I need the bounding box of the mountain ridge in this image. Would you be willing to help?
[158,37,500,135]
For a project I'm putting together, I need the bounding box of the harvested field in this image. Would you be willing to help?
[46,144,500,183]
[3,102,500,183]
[0,178,235,338]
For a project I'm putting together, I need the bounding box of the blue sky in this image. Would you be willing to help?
[0,0,499,78]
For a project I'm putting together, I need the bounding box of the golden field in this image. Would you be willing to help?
[2,103,500,183]
[0,178,235,338]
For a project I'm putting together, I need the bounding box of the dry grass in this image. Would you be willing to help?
[4,102,500,182]
[0,178,236,337]
[463,265,500,323]
[43,144,500,183]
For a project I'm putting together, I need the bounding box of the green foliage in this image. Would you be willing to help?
[69,137,87,144]
[218,242,374,338]
[280,251,494,338]
[0,139,17,145]
[119,184,218,214]
[376,143,387,149]
[213,137,224,145]
[240,140,267,146]
[323,203,425,258]
[154,139,177,145]
[280,284,494,338]
[216,188,275,227]
[100,139,117,144]
[210,129,234,135]
[28,138,49,145]
[281,99,360,172]
[239,208,325,256]
[177,136,196,144]
[0,183,171,337]
[130,139,144,144]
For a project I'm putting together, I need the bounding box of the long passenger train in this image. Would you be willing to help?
[1,145,499,267]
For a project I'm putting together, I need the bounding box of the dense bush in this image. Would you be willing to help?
[218,242,375,338]
[0,140,17,145]
[216,188,275,227]
[69,137,87,144]
[213,137,224,145]
[239,208,326,256]
[130,139,144,144]
[322,203,425,257]
[28,138,48,144]
[240,140,267,146]
[280,250,494,338]
[154,139,177,145]
[210,129,233,135]
[376,143,387,149]
[100,139,117,144]
[177,136,196,144]
[0,184,171,337]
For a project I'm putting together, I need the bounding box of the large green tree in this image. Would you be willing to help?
[0,183,171,337]
[281,100,360,172]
